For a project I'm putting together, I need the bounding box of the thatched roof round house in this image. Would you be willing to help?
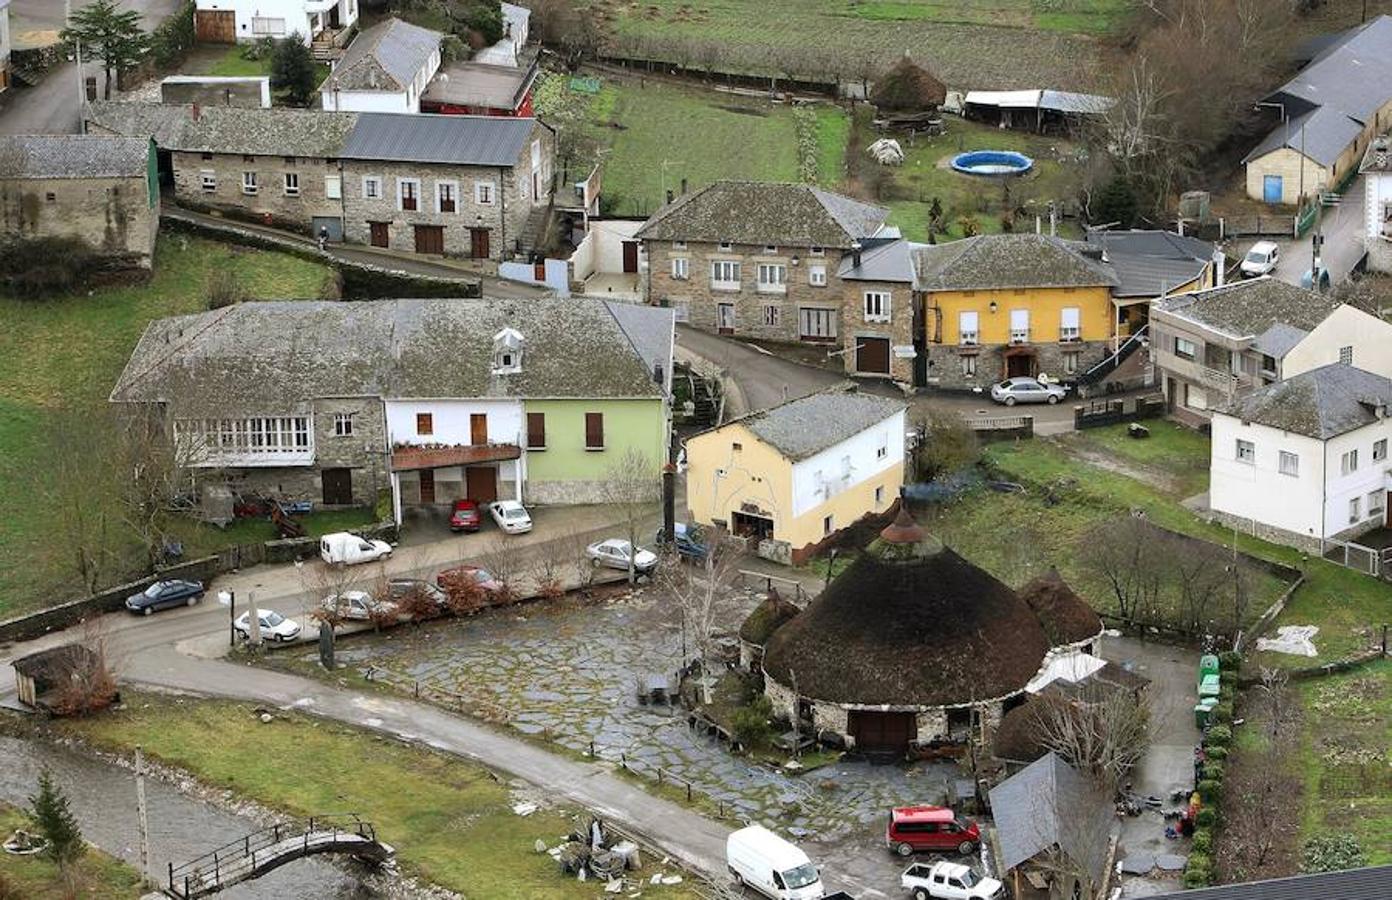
[869,54,947,113]
[1017,567,1104,649]
[739,589,801,647]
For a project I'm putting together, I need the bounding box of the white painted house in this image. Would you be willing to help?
[1281,303,1392,379]
[320,17,442,114]
[1209,364,1392,552]
[1359,133,1392,275]
[193,0,357,46]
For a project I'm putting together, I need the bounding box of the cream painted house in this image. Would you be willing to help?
[683,387,906,563]
[1282,303,1392,379]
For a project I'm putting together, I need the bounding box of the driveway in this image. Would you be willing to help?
[0,0,183,135]
[1238,175,1367,289]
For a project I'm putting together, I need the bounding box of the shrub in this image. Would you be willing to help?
[150,0,195,69]
[1211,699,1234,725]
[1219,682,1235,703]
[1217,650,1242,671]
[0,236,100,297]
[730,696,775,751]
[1201,761,1225,783]
[1195,807,1217,828]
[1191,828,1213,855]
[1205,724,1232,747]
[1183,857,1212,889]
[206,268,244,309]
[440,571,488,616]
[957,215,981,237]
[1204,744,1229,761]
[1197,779,1221,802]
[394,584,441,623]
[1302,834,1366,873]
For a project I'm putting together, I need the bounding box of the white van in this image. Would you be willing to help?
[726,825,825,900]
[319,532,393,567]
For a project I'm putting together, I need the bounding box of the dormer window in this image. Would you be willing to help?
[492,326,524,374]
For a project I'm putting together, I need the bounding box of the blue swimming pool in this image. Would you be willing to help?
[950,150,1034,176]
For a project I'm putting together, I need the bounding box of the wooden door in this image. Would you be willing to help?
[856,337,890,374]
[469,227,490,259]
[418,469,436,504]
[1006,353,1034,378]
[622,241,639,273]
[322,468,352,506]
[414,225,445,255]
[195,9,236,43]
[717,303,735,335]
[465,466,497,503]
[848,710,915,753]
[470,413,488,445]
[369,222,389,248]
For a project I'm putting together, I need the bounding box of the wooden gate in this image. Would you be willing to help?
[194,10,236,43]
[848,710,915,753]
[369,222,389,248]
[413,225,445,255]
[465,466,497,503]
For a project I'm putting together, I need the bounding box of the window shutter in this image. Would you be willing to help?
[1061,307,1080,328]
[585,412,604,449]
[1010,309,1030,330]
[959,311,978,332]
[527,412,546,448]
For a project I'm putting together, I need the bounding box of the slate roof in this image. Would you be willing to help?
[323,18,441,93]
[710,386,907,462]
[1151,278,1336,344]
[837,237,918,283]
[1146,866,1392,900]
[0,135,148,179]
[111,298,672,410]
[85,101,539,167]
[1083,229,1214,298]
[913,234,1118,291]
[988,752,1112,882]
[1243,15,1392,166]
[1216,363,1392,440]
[634,182,889,249]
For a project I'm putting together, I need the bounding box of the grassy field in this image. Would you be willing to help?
[582,75,850,216]
[0,233,332,616]
[586,0,1120,89]
[0,803,144,899]
[190,45,331,99]
[62,694,701,900]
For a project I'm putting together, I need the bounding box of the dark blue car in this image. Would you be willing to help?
[125,579,205,616]
[655,523,710,561]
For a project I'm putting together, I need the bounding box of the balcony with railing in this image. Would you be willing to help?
[1153,349,1239,396]
[390,442,522,472]
[1009,328,1030,345]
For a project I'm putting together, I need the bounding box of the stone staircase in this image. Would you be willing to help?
[515,202,553,260]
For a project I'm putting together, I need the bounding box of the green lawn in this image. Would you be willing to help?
[195,44,331,99]
[1056,419,1212,498]
[63,694,702,900]
[583,75,849,217]
[0,233,332,616]
[0,803,144,899]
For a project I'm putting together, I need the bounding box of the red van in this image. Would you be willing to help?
[886,806,981,856]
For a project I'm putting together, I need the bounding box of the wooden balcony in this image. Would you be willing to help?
[390,443,521,472]
[1153,349,1239,396]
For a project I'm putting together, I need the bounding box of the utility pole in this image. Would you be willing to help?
[135,745,151,886]
[247,589,262,647]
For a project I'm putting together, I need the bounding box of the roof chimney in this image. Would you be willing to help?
[851,241,862,268]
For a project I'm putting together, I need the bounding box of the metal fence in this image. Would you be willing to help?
[1322,538,1382,578]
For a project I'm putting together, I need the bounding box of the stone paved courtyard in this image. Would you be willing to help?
[317,588,965,843]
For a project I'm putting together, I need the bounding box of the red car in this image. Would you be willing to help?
[435,565,502,594]
[886,806,981,857]
[448,498,481,532]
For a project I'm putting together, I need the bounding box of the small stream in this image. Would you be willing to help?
[0,735,378,899]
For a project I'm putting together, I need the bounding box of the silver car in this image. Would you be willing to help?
[990,377,1067,406]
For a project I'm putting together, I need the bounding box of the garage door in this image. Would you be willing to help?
[848,710,915,753]
[195,10,236,43]
[414,225,445,255]
[856,337,890,374]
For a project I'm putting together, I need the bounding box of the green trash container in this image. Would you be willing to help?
[1199,673,1221,698]
[1194,703,1210,730]
[1199,654,1220,686]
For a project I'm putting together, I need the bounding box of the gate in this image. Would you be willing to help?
[194,10,236,43]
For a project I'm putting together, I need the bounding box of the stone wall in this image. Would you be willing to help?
[527,475,658,506]
[811,701,850,744]
[171,150,342,233]
[839,278,916,384]
[0,174,157,265]
[1205,507,1324,555]
[312,397,388,507]
[915,709,947,742]
[925,339,1111,390]
[342,161,513,260]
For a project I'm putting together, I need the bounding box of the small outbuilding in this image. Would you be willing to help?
[12,645,115,715]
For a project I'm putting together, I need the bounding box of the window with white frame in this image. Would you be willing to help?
[283,172,299,196]
[1342,449,1359,475]
[670,257,689,280]
[1235,439,1255,464]
[763,305,780,327]
[1174,336,1196,361]
[711,260,740,289]
[961,354,977,377]
[362,176,382,199]
[763,244,777,254]
[864,290,890,322]
[334,413,353,437]
[1060,307,1080,342]
[1063,350,1080,374]
[437,180,458,213]
[475,180,495,205]
[959,311,979,345]
[1279,450,1299,476]
[1375,438,1387,462]
[808,264,827,286]
[876,433,888,459]
[1010,309,1030,343]
[175,416,310,458]
[398,178,420,211]
[1368,490,1385,519]
[200,170,216,193]
[1349,496,1361,524]
[799,307,836,339]
[757,263,787,292]
[241,171,257,194]
[324,175,342,199]
[1339,345,1354,365]
[251,16,286,35]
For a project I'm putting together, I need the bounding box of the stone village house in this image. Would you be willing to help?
[320,17,442,114]
[109,297,674,520]
[85,101,554,261]
[0,134,158,267]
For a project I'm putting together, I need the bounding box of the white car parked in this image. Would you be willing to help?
[1240,240,1280,278]
[234,608,302,642]
[586,538,659,575]
[321,590,396,621]
[901,862,1004,900]
[488,500,533,534]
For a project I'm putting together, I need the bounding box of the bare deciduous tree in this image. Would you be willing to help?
[1221,668,1298,877]
[49,620,121,717]
[599,446,662,583]
[659,539,740,704]
[1035,685,1152,794]
[1083,516,1164,622]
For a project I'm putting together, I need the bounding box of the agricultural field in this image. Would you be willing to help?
[584,0,1124,89]
[0,234,333,617]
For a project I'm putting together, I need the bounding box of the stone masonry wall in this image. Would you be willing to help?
[171,150,342,233]
[1205,507,1323,555]
[312,397,389,506]
[0,175,157,264]
[925,339,1111,390]
[840,277,916,384]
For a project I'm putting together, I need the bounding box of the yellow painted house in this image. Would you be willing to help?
[684,388,907,563]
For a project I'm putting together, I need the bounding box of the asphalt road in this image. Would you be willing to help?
[0,0,182,135]
[1239,175,1367,289]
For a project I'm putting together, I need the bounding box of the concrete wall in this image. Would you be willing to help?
[0,172,157,265]
[195,0,357,44]
[571,218,644,282]
[1283,304,1392,379]
[1210,414,1327,542]
[322,88,411,114]
[521,398,667,504]
[685,421,792,538]
[790,409,905,518]
[161,76,271,108]
[499,258,569,295]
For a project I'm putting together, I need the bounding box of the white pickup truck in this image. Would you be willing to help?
[901,862,1004,900]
